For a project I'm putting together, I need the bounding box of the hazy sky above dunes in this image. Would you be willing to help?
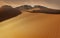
[0,0,60,9]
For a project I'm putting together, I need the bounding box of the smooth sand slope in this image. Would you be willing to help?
[0,12,60,38]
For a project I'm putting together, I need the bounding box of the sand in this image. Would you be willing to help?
[0,12,60,38]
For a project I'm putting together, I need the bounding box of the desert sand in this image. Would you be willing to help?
[0,11,60,38]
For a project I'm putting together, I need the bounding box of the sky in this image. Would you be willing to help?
[0,0,60,9]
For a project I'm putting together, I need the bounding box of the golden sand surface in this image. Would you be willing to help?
[0,12,60,38]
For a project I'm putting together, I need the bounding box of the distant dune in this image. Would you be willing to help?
[0,5,60,22]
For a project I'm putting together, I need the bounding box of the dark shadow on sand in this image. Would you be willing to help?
[0,5,21,22]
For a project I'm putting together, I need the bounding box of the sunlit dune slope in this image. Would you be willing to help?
[0,12,60,38]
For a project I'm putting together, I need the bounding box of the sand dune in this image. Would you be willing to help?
[0,12,60,38]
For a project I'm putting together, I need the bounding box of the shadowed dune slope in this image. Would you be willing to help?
[0,5,21,22]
